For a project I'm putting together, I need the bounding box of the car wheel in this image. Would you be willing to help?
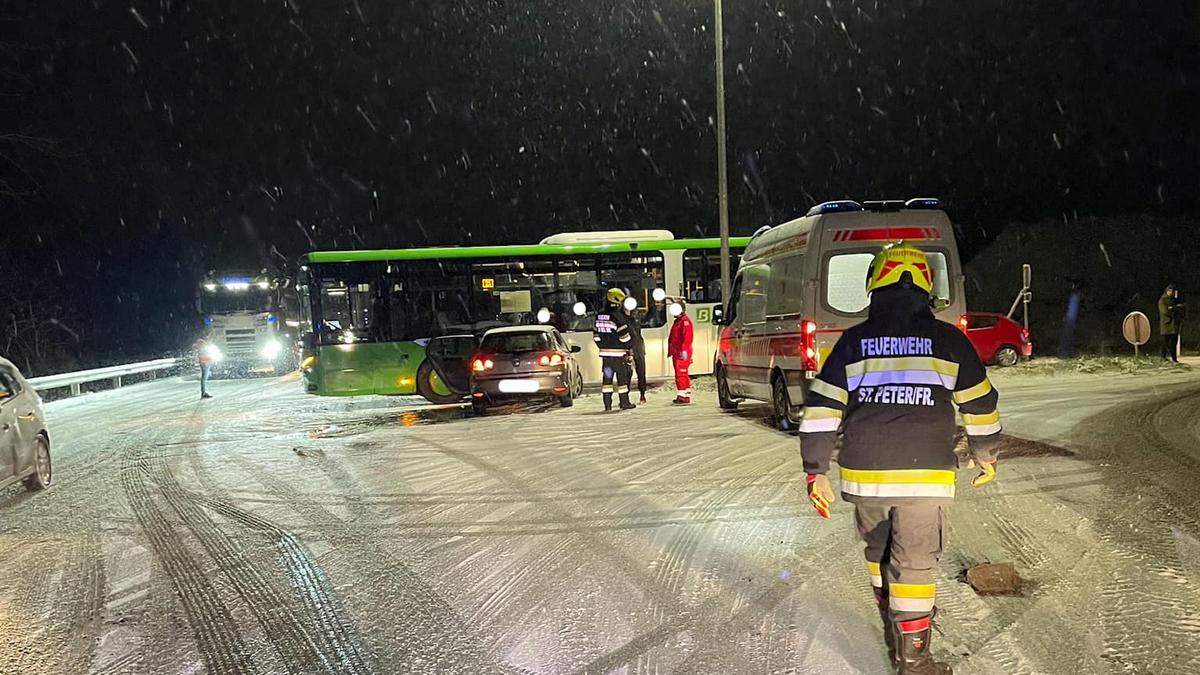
[995,345,1020,367]
[24,434,52,491]
[572,367,584,398]
[717,366,738,410]
[772,374,795,432]
[417,359,463,404]
[559,394,574,408]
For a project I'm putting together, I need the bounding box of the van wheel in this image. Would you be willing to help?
[716,366,738,410]
[995,345,1020,367]
[417,359,463,404]
[772,374,796,432]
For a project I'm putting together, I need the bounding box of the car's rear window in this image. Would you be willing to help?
[481,332,553,353]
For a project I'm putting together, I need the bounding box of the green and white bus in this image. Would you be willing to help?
[297,230,750,401]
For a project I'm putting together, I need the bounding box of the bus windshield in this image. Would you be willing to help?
[305,253,667,346]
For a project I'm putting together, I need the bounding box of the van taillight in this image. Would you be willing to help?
[957,315,968,333]
[801,320,819,371]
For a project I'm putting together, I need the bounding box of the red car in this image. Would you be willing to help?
[960,312,1032,366]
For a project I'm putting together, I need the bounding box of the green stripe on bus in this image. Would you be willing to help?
[303,237,753,264]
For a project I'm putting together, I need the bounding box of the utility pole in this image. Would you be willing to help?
[714,0,731,303]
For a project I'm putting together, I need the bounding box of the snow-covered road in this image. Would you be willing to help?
[1,366,1198,674]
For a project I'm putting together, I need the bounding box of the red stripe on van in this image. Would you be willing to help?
[837,227,941,242]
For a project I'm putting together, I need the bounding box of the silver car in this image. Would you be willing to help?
[0,357,52,493]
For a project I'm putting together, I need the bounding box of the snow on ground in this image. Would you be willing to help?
[0,365,1198,674]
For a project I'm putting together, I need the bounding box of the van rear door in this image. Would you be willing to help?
[812,211,965,363]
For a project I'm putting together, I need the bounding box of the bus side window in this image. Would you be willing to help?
[684,250,742,303]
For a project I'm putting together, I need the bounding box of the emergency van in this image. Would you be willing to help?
[713,198,967,429]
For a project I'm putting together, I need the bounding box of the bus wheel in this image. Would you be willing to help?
[772,374,795,432]
[716,366,738,411]
[416,359,464,404]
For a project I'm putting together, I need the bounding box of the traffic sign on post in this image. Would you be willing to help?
[1122,311,1151,357]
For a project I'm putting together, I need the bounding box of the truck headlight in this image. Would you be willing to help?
[260,339,282,360]
[202,343,224,363]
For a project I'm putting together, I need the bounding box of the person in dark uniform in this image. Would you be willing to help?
[1158,284,1184,362]
[593,288,636,411]
[800,243,1002,674]
[624,299,648,403]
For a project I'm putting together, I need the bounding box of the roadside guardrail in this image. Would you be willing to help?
[28,357,181,396]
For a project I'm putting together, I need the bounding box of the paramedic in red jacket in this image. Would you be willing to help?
[667,299,694,404]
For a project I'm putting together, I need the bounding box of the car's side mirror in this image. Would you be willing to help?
[711,304,725,325]
[569,345,582,353]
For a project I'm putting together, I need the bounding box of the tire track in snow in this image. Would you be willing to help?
[222,439,510,674]
[1070,387,1200,673]
[147,444,371,675]
[119,448,255,674]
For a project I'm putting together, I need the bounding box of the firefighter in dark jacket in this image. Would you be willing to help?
[594,288,637,411]
[799,243,1002,675]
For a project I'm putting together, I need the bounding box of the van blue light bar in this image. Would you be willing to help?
[806,200,863,217]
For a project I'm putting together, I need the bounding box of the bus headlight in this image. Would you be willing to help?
[260,339,283,360]
[202,343,224,363]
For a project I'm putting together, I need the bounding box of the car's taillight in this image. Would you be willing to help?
[1021,328,1030,343]
[471,356,494,372]
[958,315,969,333]
[538,353,564,367]
[801,320,819,372]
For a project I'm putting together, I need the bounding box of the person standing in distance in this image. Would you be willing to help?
[1158,284,1184,362]
[593,288,636,411]
[624,298,648,403]
[194,334,215,399]
[667,299,693,405]
[799,242,1002,674]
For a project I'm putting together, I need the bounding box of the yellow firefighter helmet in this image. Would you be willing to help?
[607,287,627,304]
[865,242,934,294]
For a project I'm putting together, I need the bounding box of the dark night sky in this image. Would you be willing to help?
[2,0,1198,371]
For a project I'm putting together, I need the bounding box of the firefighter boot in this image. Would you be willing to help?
[603,393,613,411]
[874,590,897,665]
[893,616,951,675]
[619,393,636,410]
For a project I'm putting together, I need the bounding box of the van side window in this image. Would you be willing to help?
[767,255,805,316]
[740,264,770,324]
